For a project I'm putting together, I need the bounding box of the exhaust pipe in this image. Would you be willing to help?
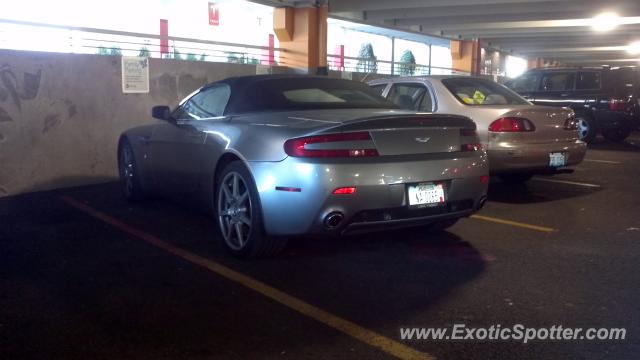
[324,212,344,229]
[477,196,487,210]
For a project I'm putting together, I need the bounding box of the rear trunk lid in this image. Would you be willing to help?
[472,105,577,143]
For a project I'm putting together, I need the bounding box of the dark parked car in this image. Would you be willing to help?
[505,67,639,143]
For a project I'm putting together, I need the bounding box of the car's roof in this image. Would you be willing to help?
[209,74,353,89]
[369,75,489,84]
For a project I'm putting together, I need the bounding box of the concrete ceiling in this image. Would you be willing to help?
[256,0,640,66]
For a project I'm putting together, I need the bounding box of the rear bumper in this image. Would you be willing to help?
[248,152,489,236]
[487,139,586,174]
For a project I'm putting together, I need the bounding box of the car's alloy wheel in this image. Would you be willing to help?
[118,139,146,201]
[575,113,597,143]
[215,161,287,258]
[577,118,590,140]
[217,171,252,251]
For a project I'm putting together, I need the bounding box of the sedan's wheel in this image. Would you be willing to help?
[118,138,146,201]
[216,161,286,258]
[576,114,597,143]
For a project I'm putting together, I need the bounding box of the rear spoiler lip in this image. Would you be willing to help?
[318,114,477,133]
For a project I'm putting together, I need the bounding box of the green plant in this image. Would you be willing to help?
[227,52,243,63]
[109,47,122,56]
[356,43,377,73]
[173,48,182,60]
[97,46,110,55]
[138,47,151,58]
[186,53,198,61]
[398,50,416,76]
[199,53,207,61]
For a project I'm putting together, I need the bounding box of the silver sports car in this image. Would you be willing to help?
[369,76,587,183]
[118,75,488,258]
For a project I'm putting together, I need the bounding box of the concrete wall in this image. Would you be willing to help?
[0,49,291,198]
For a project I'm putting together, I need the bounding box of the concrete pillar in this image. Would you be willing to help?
[527,57,544,69]
[273,6,328,74]
[450,39,481,75]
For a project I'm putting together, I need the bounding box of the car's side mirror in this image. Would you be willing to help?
[151,105,172,121]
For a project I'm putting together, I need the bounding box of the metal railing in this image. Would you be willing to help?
[0,18,285,65]
[328,54,470,76]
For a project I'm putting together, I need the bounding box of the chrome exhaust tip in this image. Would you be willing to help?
[324,212,344,229]
[477,196,487,210]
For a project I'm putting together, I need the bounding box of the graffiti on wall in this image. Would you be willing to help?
[0,64,42,141]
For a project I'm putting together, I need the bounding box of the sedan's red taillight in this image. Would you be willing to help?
[461,143,483,152]
[333,187,356,195]
[564,116,578,130]
[609,98,626,111]
[488,117,535,132]
[284,132,378,158]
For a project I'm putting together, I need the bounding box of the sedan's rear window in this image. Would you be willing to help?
[228,77,397,113]
[442,78,530,106]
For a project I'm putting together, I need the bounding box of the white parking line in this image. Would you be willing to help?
[532,178,601,188]
[584,159,621,164]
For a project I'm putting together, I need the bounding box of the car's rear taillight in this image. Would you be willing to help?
[564,116,578,130]
[333,187,356,195]
[609,98,627,111]
[284,131,379,158]
[461,143,482,152]
[488,117,535,132]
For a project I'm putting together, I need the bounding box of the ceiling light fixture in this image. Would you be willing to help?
[591,12,620,32]
[628,41,640,54]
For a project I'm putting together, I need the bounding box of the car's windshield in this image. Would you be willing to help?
[442,78,530,106]
[229,77,398,113]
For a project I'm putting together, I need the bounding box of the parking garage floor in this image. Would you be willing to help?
[2,134,640,360]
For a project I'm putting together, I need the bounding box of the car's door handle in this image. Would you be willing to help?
[560,93,570,97]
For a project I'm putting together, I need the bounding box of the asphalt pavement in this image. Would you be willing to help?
[2,134,639,360]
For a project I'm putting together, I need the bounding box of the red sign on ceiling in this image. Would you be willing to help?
[208,3,219,26]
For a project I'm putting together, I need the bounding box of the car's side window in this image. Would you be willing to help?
[369,84,387,96]
[540,72,575,91]
[576,71,601,90]
[175,85,231,120]
[509,73,540,92]
[387,83,433,112]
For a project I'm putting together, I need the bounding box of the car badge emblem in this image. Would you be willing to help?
[415,137,431,143]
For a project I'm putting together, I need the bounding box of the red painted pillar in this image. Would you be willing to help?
[268,34,275,65]
[160,19,169,56]
[338,45,344,71]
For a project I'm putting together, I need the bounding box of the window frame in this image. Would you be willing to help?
[575,71,602,91]
[173,84,231,121]
[386,82,436,112]
[539,72,576,92]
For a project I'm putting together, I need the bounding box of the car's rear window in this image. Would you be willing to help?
[442,78,530,106]
[230,77,397,113]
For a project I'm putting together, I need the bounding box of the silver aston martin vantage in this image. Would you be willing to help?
[118,75,488,258]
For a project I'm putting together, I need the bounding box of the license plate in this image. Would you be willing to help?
[549,152,567,167]
[407,182,445,207]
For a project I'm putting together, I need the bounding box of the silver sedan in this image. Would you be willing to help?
[118,75,488,258]
[369,76,587,183]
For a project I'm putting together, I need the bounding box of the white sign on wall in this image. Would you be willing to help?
[121,57,150,93]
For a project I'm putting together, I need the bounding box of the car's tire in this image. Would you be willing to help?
[216,161,287,259]
[602,128,631,142]
[499,173,533,184]
[426,218,459,232]
[575,112,597,143]
[118,138,147,201]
